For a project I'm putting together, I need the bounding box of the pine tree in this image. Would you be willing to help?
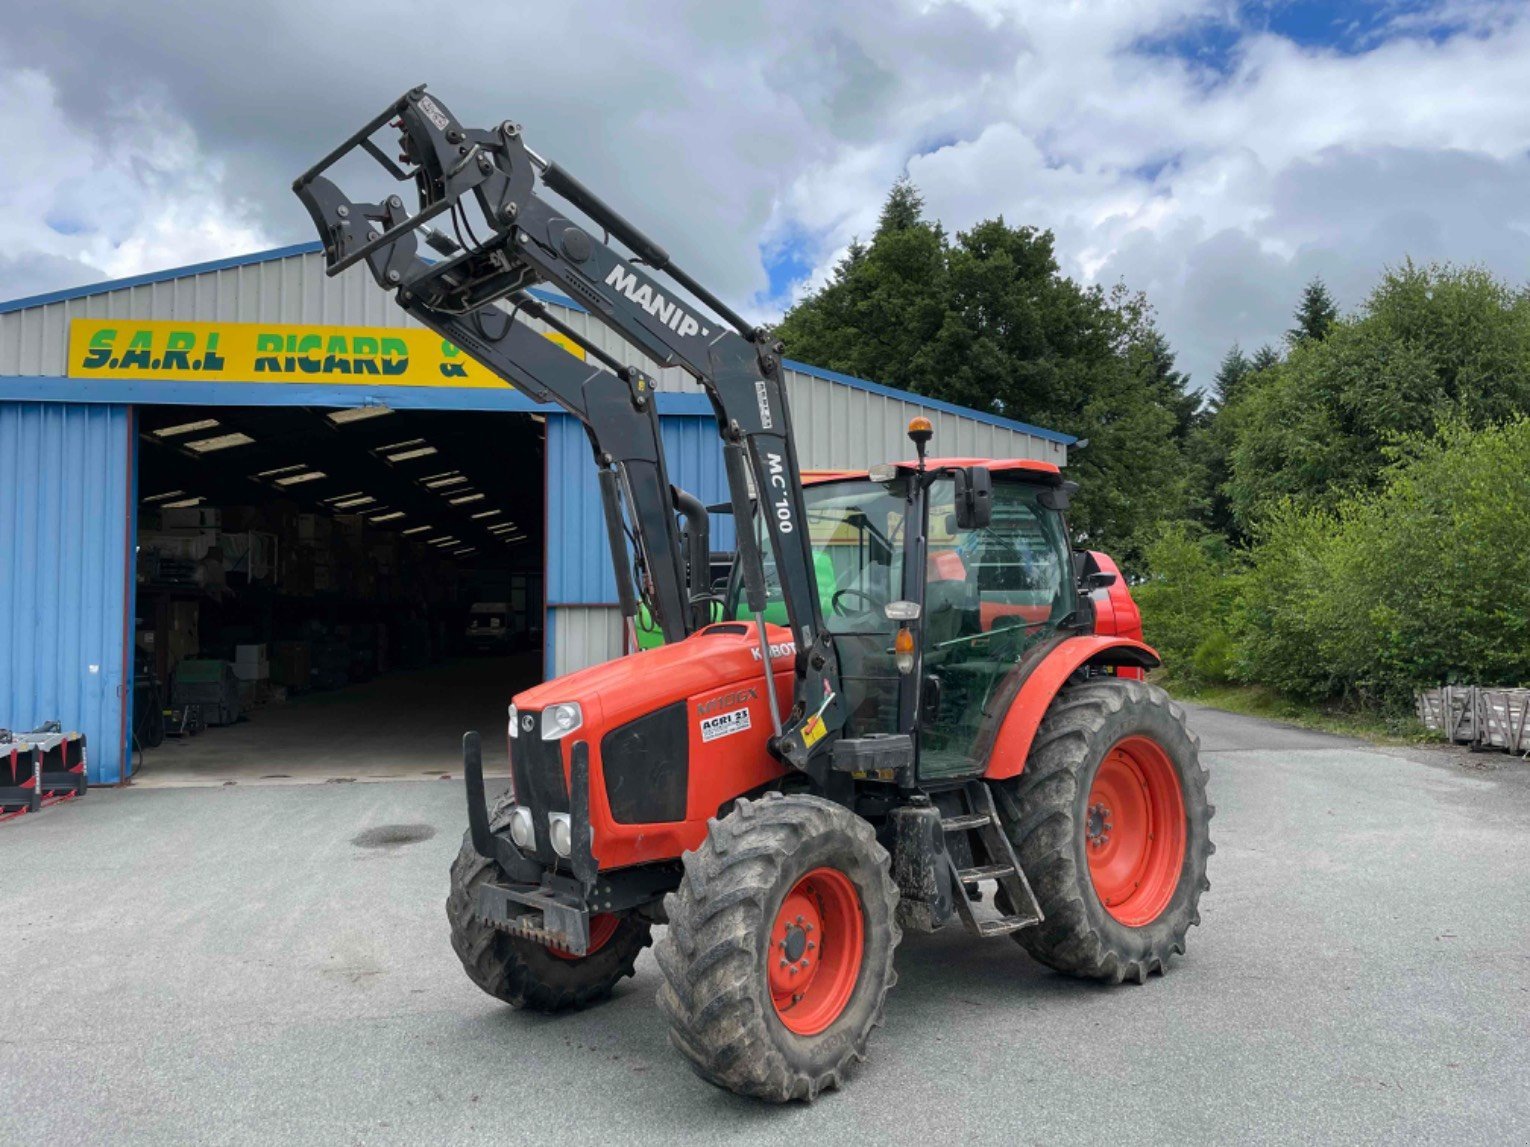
[1287,277,1338,345]
[876,176,925,235]
[1212,344,1251,407]
[1250,343,1281,372]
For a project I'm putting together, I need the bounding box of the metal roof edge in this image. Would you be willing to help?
[0,242,325,314]
[779,358,1075,444]
[0,374,715,416]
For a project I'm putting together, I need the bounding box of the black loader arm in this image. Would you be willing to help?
[292,86,845,778]
[293,128,696,645]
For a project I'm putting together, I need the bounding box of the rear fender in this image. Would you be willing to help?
[981,635,1160,782]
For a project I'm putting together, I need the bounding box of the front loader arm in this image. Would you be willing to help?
[293,86,845,777]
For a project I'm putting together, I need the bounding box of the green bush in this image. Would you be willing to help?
[1231,418,1530,707]
[1133,525,1240,687]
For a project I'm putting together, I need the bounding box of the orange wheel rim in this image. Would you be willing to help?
[1085,736,1187,927]
[768,867,864,1036]
[547,913,619,960]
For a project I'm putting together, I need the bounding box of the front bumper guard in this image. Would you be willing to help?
[460,730,599,955]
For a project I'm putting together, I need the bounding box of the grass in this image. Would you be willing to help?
[1154,677,1432,745]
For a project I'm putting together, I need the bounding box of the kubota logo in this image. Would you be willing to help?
[749,641,797,662]
[605,264,707,339]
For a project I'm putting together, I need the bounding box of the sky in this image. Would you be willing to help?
[3,0,1530,392]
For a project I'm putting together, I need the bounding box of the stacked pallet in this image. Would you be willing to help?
[1416,687,1530,756]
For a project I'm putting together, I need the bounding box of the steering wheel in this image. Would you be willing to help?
[831,587,879,617]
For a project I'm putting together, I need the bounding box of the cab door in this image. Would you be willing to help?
[918,477,1075,779]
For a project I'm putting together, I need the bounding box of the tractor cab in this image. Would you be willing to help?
[729,454,1084,780]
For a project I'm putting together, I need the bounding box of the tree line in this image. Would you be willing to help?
[775,180,1530,711]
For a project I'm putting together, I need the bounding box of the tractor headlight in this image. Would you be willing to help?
[541,703,583,740]
[507,704,518,739]
[548,812,573,857]
[509,805,535,849]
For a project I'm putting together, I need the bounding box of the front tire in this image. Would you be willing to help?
[447,794,651,1012]
[997,678,1213,983]
[656,792,900,1102]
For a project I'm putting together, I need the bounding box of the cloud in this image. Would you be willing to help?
[0,67,269,302]
[3,1,1530,392]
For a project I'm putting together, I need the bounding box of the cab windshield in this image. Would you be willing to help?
[730,477,908,636]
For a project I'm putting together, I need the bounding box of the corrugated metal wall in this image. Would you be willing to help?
[0,402,133,783]
[548,607,623,679]
[546,413,735,675]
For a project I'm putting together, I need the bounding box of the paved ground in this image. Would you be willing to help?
[3,705,1527,1144]
[131,654,539,786]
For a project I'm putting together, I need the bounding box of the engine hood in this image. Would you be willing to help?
[514,622,797,731]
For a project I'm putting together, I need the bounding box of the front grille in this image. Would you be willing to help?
[510,710,570,861]
[602,702,689,824]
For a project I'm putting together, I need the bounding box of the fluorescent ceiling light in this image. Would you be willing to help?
[385,446,438,462]
[163,496,205,508]
[333,495,376,509]
[153,419,219,438]
[257,464,307,478]
[447,493,485,505]
[453,547,478,556]
[323,491,365,503]
[401,525,432,536]
[488,523,516,533]
[274,470,326,486]
[470,510,502,520]
[429,536,461,546]
[327,405,393,425]
[143,490,185,504]
[371,511,406,522]
[424,475,468,489]
[375,438,425,452]
[186,432,255,453]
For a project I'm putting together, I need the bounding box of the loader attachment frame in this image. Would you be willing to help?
[293,85,846,777]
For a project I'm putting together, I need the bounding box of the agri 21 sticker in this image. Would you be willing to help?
[700,707,752,743]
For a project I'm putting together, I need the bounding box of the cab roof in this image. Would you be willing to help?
[802,458,1062,486]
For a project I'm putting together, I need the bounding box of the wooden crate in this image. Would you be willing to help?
[1415,686,1477,744]
[1476,688,1530,755]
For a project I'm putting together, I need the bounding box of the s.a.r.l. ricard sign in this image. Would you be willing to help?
[66,319,582,387]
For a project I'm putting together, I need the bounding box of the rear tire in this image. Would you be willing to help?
[447,794,651,1012]
[997,678,1213,983]
[656,792,900,1102]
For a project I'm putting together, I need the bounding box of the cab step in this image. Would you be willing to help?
[956,862,1014,883]
[941,812,991,832]
[942,780,1043,938]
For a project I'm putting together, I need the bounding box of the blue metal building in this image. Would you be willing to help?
[0,244,1072,785]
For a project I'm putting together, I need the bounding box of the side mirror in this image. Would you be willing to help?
[1037,480,1080,511]
[953,466,992,530]
[1083,571,1117,592]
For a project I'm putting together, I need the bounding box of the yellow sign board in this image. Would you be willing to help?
[66,319,583,387]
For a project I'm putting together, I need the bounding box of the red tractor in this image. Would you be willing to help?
[297,87,1213,1103]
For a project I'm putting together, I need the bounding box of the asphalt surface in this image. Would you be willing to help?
[3,705,1527,1144]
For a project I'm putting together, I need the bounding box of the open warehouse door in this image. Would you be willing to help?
[129,403,544,785]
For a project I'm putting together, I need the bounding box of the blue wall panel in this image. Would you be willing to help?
[545,413,733,606]
[0,402,133,783]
